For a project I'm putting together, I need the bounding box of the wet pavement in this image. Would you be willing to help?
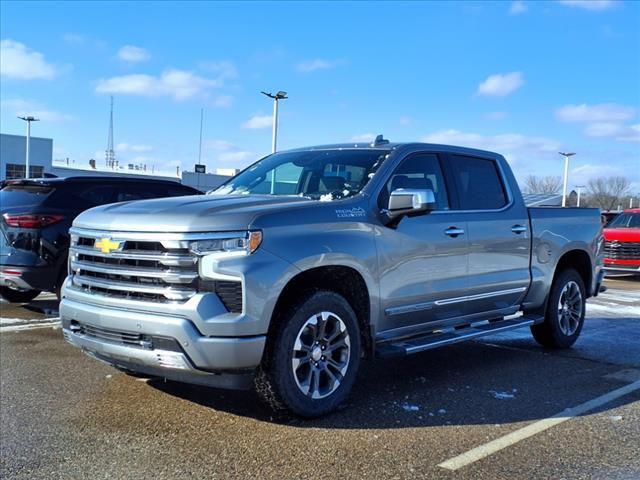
[1,276,638,479]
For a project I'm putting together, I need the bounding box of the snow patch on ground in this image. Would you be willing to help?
[490,390,516,400]
[401,403,420,412]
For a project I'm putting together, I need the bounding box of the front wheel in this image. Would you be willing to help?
[255,291,361,418]
[531,268,586,348]
[0,286,41,303]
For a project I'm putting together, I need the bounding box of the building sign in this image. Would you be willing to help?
[195,164,206,173]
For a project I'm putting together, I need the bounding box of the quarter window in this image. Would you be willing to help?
[449,155,508,210]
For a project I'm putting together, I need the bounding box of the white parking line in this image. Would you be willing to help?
[438,379,640,471]
[0,319,61,332]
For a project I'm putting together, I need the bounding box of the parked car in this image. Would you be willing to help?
[603,208,640,275]
[60,140,604,417]
[0,176,200,303]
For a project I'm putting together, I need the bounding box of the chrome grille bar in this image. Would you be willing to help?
[70,259,197,284]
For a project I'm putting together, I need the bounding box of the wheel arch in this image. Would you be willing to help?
[268,265,374,357]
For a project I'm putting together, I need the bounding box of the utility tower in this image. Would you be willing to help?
[105,96,116,168]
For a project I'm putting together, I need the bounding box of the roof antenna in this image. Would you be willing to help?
[372,134,389,146]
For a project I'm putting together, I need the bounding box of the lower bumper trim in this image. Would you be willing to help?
[63,328,254,390]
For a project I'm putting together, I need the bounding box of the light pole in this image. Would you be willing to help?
[559,151,575,207]
[18,116,40,178]
[261,90,287,154]
[575,185,586,207]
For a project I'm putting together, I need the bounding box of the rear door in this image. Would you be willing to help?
[446,154,530,315]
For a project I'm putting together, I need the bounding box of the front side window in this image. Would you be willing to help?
[212,149,390,201]
[449,155,508,210]
[378,153,450,211]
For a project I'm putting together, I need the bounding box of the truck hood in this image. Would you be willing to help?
[604,227,640,243]
[73,194,314,232]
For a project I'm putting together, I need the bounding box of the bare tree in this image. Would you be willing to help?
[522,175,563,194]
[586,176,631,211]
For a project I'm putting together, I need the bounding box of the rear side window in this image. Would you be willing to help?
[449,155,508,210]
[114,186,160,202]
[77,186,116,205]
[0,185,53,209]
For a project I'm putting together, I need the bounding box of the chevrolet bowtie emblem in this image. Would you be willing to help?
[95,238,121,254]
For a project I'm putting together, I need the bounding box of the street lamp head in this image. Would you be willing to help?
[261,91,288,100]
[17,116,40,122]
[559,152,576,157]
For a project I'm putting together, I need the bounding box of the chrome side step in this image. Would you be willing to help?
[375,315,543,358]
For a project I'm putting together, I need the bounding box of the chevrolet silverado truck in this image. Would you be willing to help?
[603,208,640,275]
[61,139,604,417]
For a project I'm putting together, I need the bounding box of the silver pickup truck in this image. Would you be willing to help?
[61,139,604,417]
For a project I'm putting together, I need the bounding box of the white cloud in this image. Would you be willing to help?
[212,94,234,108]
[95,69,221,100]
[1,98,72,122]
[350,133,377,143]
[555,103,635,123]
[509,1,528,15]
[557,0,615,11]
[116,142,153,153]
[421,129,560,163]
[199,60,238,79]
[0,39,57,80]
[584,123,640,142]
[241,114,272,129]
[476,71,524,97]
[296,59,342,73]
[218,151,255,164]
[117,45,150,62]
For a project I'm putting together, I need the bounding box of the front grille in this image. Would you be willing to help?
[604,241,640,260]
[68,229,243,311]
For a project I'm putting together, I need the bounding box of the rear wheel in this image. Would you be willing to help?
[0,287,41,303]
[255,291,361,417]
[531,268,585,348]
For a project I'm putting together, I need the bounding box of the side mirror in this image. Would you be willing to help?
[387,188,436,220]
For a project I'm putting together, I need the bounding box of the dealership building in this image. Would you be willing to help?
[0,133,230,191]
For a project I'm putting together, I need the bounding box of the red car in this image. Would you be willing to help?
[603,208,640,275]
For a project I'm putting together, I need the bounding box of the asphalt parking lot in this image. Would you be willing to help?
[1,276,639,480]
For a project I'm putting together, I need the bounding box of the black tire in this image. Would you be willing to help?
[531,268,586,349]
[255,290,361,418]
[0,287,41,303]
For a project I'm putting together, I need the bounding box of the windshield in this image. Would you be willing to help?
[212,149,390,200]
[607,212,640,229]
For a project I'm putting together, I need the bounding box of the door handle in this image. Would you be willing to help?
[511,225,527,234]
[445,227,465,237]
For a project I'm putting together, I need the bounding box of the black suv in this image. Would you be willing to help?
[0,176,200,303]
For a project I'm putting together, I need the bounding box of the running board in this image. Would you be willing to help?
[375,315,542,358]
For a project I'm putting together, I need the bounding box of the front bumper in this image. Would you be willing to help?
[604,258,640,274]
[60,295,266,389]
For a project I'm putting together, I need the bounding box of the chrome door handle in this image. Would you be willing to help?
[511,225,527,234]
[445,227,465,237]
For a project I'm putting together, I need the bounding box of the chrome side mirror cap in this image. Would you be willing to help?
[387,188,436,220]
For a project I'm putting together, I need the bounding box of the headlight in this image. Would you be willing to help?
[189,231,262,256]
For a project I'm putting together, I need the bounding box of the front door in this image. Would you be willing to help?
[375,153,469,336]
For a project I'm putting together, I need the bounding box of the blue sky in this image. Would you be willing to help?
[1,0,639,189]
